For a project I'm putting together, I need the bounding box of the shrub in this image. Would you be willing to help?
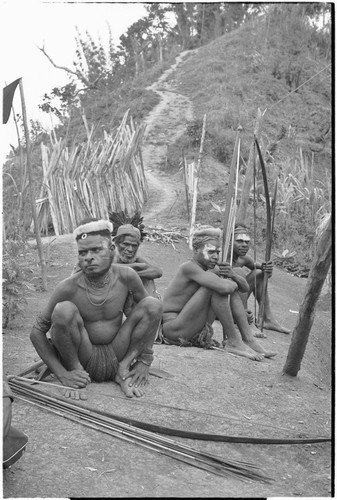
[2,239,33,329]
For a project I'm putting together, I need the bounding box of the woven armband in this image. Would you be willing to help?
[137,347,154,367]
[34,313,52,334]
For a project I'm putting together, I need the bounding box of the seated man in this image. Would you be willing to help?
[231,223,291,336]
[30,219,162,399]
[162,227,276,361]
[113,223,162,315]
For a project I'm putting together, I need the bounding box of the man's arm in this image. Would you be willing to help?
[125,267,151,303]
[125,256,163,280]
[242,255,273,278]
[185,262,239,295]
[30,282,78,383]
[217,263,250,292]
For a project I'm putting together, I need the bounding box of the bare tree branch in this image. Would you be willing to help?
[38,44,90,86]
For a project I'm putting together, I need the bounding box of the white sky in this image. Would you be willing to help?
[1,0,148,163]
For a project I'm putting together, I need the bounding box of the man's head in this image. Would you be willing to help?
[114,224,141,263]
[73,218,115,276]
[233,223,251,257]
[192,226,222,269]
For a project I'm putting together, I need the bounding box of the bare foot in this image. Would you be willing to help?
[251,325,267,339]
[244,337,277,358]
[226,343,265,361]
[263,320,291,334]
[115,372,144,398]
[63,388,88,400]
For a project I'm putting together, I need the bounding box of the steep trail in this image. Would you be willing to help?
[140,50,197,226]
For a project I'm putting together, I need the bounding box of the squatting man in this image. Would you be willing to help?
[30,219,162,400]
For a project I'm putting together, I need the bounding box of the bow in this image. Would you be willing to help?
[222,126,242,262]
[254,136,272,331]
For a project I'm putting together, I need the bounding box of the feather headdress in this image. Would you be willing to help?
[108,209,146,242]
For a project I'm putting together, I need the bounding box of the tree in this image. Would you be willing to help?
[282,215,332,376]
[172,3,197,49]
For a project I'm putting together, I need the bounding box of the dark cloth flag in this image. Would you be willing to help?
[3,78,21,124]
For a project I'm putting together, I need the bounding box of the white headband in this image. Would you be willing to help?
[74,220,113,239]
[234,233,250,242]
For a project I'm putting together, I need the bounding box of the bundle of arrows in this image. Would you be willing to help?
[8,377,273,484]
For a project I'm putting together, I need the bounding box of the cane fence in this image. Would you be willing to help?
[37,110,148,235]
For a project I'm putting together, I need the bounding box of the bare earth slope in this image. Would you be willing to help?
[3,50,332,498]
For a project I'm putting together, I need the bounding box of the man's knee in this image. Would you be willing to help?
[140,296,163,320]
[51,301,82,327]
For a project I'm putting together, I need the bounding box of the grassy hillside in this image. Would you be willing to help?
[3,9,331,273]
[174,20,331,170]
[161,15,331,271]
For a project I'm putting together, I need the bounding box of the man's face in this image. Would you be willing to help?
[196,240,221,269]
[233,233,251,257]
[116,235,140,263]
[77,234,114,276]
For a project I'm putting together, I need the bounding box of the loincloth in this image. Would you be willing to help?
[84,342,119,382]
[158,313,220,349]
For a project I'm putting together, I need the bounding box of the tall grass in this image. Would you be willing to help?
[275,147,331,263]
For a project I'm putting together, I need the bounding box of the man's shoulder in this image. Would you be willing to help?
[111,263,137,279]
[180,260,204,276]
[180,260,196,271]
[58,272,84,291]
[134,255,147,263]
[235,254,253,267]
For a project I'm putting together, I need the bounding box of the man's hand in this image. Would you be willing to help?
[59,369,91,389]
[246,309,254,325]
[261,260,273,277]
[218,262,235,279]
[124,361,150,388]
[132,262,149,272]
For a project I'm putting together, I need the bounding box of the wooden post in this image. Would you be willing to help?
[221,126,242,261]
[189,114,207,247]
[19,79,48,290]
[182,150,191,223]
[282,216,332,377]
[237,108,266,223]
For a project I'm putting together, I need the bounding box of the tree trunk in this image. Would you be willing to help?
[282,216,332,376]
[174,4,192,50]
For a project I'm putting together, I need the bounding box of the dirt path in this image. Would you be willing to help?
[141,50,196,226]
[3,50,332,499]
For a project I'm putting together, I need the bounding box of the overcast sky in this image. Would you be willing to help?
[1,0,148,163]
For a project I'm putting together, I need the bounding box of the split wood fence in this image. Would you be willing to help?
[36,110,148,235]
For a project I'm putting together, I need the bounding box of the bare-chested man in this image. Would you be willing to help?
[30,219,162,399]
[162,227,276,361]
[231,223,291,336]
[113,223,162,314]
[73,222,163,314]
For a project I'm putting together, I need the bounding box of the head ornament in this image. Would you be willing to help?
[115,224,141,243]
[74,220,113,240]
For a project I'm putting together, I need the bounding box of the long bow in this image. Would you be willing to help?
[254,136,272,331]
[222,126,242,262]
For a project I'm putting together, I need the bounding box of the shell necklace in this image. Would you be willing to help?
[85,272,112,306]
